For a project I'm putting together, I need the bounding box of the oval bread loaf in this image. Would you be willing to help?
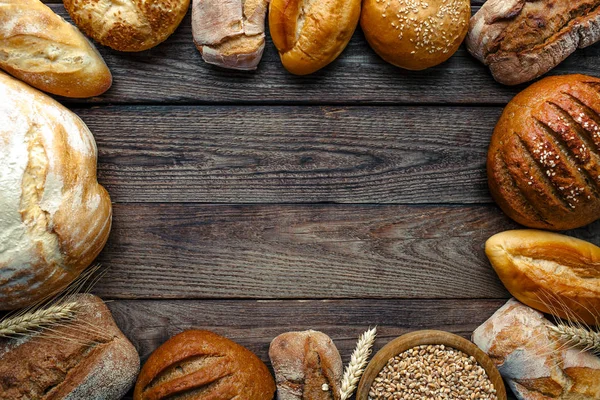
[488,74,600,230]
[0,72,112,310]
[134,330,276,400]
[269,0,362,75]
[0,0,112,98]
[486,230,600,326]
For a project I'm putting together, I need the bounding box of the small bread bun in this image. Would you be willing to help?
[361,0,470,70]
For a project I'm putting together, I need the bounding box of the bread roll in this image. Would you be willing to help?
[134,330,276,400]
[361,0,470,70]
[63,0,190,52]
[0,294,140,399]
[488,74,600,230]
[0,0,111,98]
[192,0,268,70]
[0,72,112,310]
[269,0,361,75]
[473,299,600,400]
[486,230,600,326]
[467,0,600,86]
[269,330,343,400]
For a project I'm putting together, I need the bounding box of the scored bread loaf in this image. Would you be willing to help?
[488,74,600,230]
[192,0,269,70]
[0,0,111,98]
[0,294,140,400]
[269,330,343,400]
[63,0,190,52]
[0,72,112,310]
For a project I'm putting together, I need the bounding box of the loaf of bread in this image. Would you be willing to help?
[0,0,111,98]
[361,0,470,70]
[269,0,361,75]
[488,74,600,230]
[63,0,190,52]
[269,330,343,400]
[467,0,600,85]
[192,0,268,70]
[473,299,600,400]
[486,230,600,326]
[134,330,276,400]
[0,294,140,399]
[0,72,112,310]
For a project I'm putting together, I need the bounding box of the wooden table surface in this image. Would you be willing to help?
[41,1,600,398]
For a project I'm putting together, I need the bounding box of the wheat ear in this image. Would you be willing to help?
[549,324,600,355]
[340,327,377,400]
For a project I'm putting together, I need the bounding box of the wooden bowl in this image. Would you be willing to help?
[356,330,507,400]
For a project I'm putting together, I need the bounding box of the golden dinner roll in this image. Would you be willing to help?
[361,0,470,70]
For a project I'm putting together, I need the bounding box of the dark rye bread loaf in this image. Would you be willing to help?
[0,294,139,399]
[467,0,600,85]
[488,74,600,231]
[134,330,276,400]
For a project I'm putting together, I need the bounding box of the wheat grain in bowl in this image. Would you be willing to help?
[368,344,497,400]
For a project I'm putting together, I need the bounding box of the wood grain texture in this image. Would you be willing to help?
[83,105,499,204]
[36,4,600,106]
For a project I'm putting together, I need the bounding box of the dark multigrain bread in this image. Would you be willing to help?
[467,0,600,85]
[488,74,600,231]
[0,294,140,400]
[269,330,343,400]
[134,330,276,400]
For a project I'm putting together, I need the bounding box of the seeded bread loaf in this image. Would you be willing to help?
[134,330,276,400]
[269,330,343,400]
[467,0,600,85]
[0,294,140,400]
[488,74,600,230]
[0,0,111,98]
[473,299,600,400]
[0,72,112,310]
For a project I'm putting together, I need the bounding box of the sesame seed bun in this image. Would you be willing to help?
[361,0,470,70]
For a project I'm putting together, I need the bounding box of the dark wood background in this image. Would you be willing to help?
[38,1,600,398]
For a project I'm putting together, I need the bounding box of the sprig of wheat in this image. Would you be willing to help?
[549,323,600,355]
[340,327,377,400]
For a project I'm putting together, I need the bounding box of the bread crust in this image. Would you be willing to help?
[134,330,276,400]
[0,294,140,400]
[0,0,111,98]
[0,72,112,310]
[467,0,600,85]
[63,0,190,52]
[269,0,361,75]
[488,74,600,230]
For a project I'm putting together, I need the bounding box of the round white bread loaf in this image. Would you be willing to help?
[0,72,112,310]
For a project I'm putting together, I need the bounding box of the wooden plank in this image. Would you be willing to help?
[37,4,600,106]
[86,105,499,204]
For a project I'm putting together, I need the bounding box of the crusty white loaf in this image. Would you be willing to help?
[192,0,269,70]
[473,299,600,400]
[0,0,112,98]
[0,72,112,310]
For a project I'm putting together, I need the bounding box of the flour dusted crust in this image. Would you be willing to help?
[63,0,190,52]
[473,299,600,399]
[0,72,112,310]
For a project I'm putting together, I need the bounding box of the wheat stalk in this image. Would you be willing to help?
[549,324,600,355]
[340,327,377,400]
[0,302,80,337]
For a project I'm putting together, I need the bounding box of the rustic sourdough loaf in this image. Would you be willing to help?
[269,330,343,400]
[488,74,600,230]
[63,0,190,52]
[0,0,111,98]
[468,0,600,85]
[0,72,112,310]
[192,0,269,70]
[0,294,140,400]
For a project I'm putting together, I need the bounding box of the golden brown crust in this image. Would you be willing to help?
[63,0,190,52]
[488,74,600,230]
[360,0,470,70]
[134,330,276,400]
[0,0,112,98]
[269,0,362,75]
